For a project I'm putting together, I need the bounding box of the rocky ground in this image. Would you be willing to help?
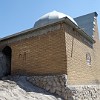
[0,76,63,100]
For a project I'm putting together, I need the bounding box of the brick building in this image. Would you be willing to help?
[0,11,100,99]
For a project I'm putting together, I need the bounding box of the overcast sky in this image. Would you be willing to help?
[0,0,100,38]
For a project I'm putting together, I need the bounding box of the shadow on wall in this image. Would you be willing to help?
[0,46,12,78]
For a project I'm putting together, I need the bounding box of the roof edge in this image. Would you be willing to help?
[0,16,95,44]
[74,12,98,19]
[64,17,95,44]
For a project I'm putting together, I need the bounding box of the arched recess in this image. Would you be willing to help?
[2,46,12,76]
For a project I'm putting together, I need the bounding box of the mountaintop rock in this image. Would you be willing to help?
[0,75,63,100]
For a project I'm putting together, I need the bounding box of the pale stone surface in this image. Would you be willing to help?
[68,85,100,100]
[0,76,63,100]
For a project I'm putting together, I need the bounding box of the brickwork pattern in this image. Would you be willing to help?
[10,21,100,85]
[92,17,100,83]
[0,17,99,85]
[64,24,96,85]
[11,29,67,75]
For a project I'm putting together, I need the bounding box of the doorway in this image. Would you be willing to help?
[2,46,12,76]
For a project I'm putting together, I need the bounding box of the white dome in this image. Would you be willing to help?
[34,11,77,28]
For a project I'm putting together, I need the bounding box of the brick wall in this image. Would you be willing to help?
[11,29,67,75]
[0,20,100,85]
[64,23,96,85]
[92,17,100,84]
[10,21,100,84]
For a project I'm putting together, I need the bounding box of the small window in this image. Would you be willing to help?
[86,53,91,66]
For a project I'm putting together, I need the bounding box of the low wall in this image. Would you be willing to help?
[68,85,100,100]
[27,74,68,99]
[27,74,100,100]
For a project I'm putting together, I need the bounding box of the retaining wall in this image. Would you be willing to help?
[27,74,100,100]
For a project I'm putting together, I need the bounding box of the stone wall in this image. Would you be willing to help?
[27,74,68,100]
[27,74,100,100]
[68,85,100,100]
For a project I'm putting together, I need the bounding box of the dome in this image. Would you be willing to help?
[34,11,77,28]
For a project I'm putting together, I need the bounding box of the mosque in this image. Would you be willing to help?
[0,11,100,99]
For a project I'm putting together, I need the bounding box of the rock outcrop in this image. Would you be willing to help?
[0,76,63,100]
